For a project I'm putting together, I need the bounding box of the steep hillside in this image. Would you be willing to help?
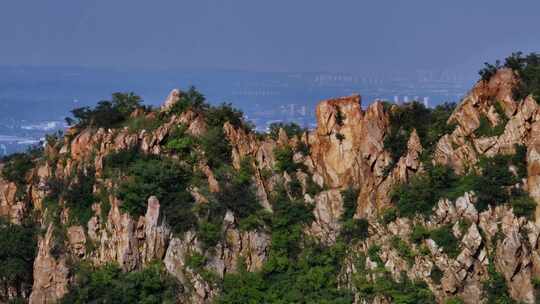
[2,53,540,304]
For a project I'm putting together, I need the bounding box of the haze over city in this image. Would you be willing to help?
[1,0,539,154]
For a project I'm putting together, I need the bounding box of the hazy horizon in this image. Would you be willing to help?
[2,0,539,75]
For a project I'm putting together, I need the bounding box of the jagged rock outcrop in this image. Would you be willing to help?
[29,225,70,304]
[435,69,539,173]
[0,177,24,224]
[161,89,183,111]
[6,66,540,303]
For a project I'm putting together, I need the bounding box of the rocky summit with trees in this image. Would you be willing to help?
[2,53,540,303]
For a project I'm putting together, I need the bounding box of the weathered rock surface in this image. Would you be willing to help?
[7,70,540,303]
[29,225,70,304]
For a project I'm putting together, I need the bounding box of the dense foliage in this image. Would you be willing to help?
[217,186,354,303]
[105,151,196,234]
[356,272,435,304]
[66,92,143,128]
[384,101,456,169]
[167,86,207,114]
[273,145,299,173]
[340,187,369,243]
[0,217,37,302]
[60,262,179,304]
[1,152,33,186]
[391,164,463,218]
[473,102,508,138]
[42,165,97,226]
[483,264,517,304]
[391,145,534,219]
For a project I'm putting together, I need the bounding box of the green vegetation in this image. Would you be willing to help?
[273,145,298,173]
[106,151,196,234]
[383,101,456,170]
[197,221,222,249]
[216,186,354,303]
[380,208,398,225]
[42,165,97,226]
[483,264,516,304]
[430,265,443,284]
[391,164,463,217]
[216,158,261,220]
[411,224,460,258]
[268,122,306,140]
[390,236,415,265]
[356,272,436,304]
[480,52,540,102]
[60,262,178,304]
[295,141,310,156]
[125,114,162,133]
[64,167,97,226]
[341,187,359,219]
[474,153,529,212]
[66,92,143,128]
[1,152,34,190]
[339,188,369,243]
[164,124,197,162]
[167,86,207,114]
[445,297,464,304]
[335,106,345,126]
[367,245,384,265]
[474,102,508,138]
[391,144,534,219]
[218,243,352,304]
[0,217,37,302]
[479,60,501,81]
[429,225,460,258]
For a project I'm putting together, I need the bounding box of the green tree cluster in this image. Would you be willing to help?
[356,272,435,304]
[0,217,37,302]
[60,262,178,304]
[384,101,456,171]
[105,151,196,234]
[217,187,354,303]
[391,145,534,219]
[340,187,369,243]
[66,92,143,128]
[1,153,33,186]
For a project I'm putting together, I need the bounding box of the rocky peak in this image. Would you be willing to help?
[309,95,390,189]
[161,88,183,111]
[6,61,540,303]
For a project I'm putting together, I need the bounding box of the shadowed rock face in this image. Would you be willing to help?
[4,70,540,303]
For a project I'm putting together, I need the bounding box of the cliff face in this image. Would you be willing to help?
[2,67,540,303]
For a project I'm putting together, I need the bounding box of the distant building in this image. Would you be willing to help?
[299,106,307,116]
[423,97,430,108]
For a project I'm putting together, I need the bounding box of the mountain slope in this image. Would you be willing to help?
[2,53,540,304]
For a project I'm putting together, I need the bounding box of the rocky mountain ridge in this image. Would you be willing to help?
[2,61,540,303]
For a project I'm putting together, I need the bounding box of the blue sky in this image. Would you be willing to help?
[1,0,539,74]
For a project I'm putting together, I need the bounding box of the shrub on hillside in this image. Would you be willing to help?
[60,262,178,304]
[384,101,456,170]
[0,217,37,301]
[109,153,196,234]
[66,92,142,128]
[273,145,298,173]
[268,122,306,140]
[1,152,33,186]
